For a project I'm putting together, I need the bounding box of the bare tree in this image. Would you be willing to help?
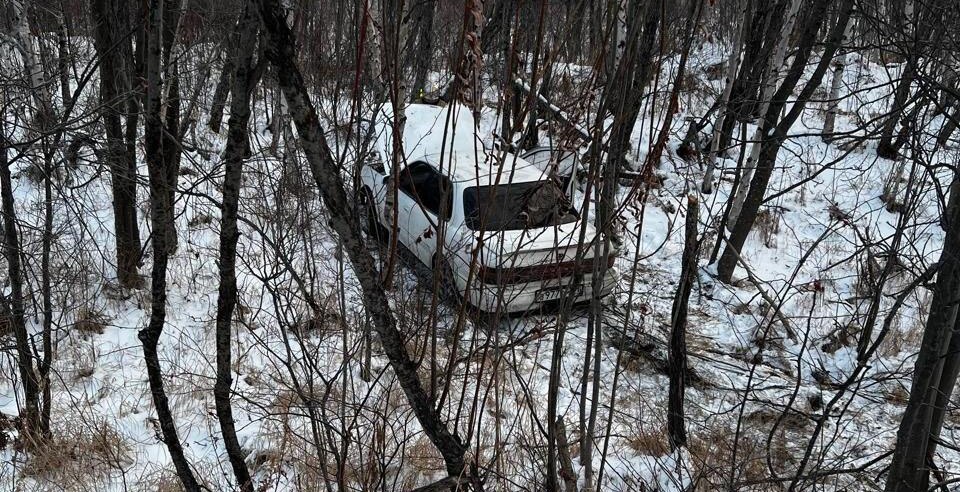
[668,195,699,450]
[410,0,437,101]
[90,0,144,289]
[702,1,749,194]
[0,113,41,446]
[138,0,202,489]
[717,0,855,283]
[723,0,804,230]
[213,4,260,491]
[256,0,470,482]
[822,14,855,138]
[886,174,960,491]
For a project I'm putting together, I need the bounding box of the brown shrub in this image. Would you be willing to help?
[21,418,131,489]
[73,307,110,335]
[625,426,670,456]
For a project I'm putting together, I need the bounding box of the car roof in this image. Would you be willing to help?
[374,103,548,185]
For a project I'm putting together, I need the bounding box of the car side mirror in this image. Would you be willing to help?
[382,175,391,185]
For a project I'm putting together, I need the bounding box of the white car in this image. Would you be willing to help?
[356,103,617,313]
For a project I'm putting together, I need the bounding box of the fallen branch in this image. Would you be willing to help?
[512,78,591,143]
[719,243,799,342]
[605,326,703,387]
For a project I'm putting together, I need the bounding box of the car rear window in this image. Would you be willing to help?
[463,181,577,231]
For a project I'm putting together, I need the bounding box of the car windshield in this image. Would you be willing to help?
[463,180,578,231]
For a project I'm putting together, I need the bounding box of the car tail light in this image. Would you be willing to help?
[478,255,614,285]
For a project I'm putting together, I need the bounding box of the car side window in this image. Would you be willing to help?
[397,162,452,221]
[397,161,431,198]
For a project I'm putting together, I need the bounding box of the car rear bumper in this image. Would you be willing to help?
[461,266,619,314]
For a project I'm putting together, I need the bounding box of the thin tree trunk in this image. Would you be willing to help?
[160,0,184,256]
[256,0,468,478]
[448,0,484,117]
[498,2,518,142]
[57,18,72,107]
[125,15,143,244]
[589,0,603,62]
[162,62,181,256]
[516,1,548,151]
[876,0,947,158]
[822,15,853,138]
[886,176,960,492]
[139,0,201,489]
[521,47,551,151]
[39,155,53,440]
[208,53,235,134]
[937,104,959,148]
[208,18,244,135]
[213,4,260,492]
[365,0,385,96]
[607,0,627,82]
[644,0,701,172]
[8,0,48,445]
[556,417,578,492]
[877,56,915,157]
[929,292,960,479]
[668,195,699,450]
[702,3,748,194]
[576,4,660,490]
[90,0,143,289]
[410,0,436,101]
[0,118,41,445]
[11,0,50,116]
[716,0,778,155]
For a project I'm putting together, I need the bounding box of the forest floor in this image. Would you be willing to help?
[0,42,957,491]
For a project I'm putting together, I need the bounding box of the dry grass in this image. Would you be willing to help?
[877,293,928,359]
[688,424,790,492]
[289,292,344,338]
[405,435,444,475]
[755,207,782,248]
[886,384,911,406]
[72,306,110,335]
[624,426,670,456]
[821,323,856,354]
[21,418,131,490]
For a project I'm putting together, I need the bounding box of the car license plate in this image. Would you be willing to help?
[535,285,583,302]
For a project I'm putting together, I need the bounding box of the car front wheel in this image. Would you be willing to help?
[431,253,461,304]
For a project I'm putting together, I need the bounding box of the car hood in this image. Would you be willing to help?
[472,220,603,268]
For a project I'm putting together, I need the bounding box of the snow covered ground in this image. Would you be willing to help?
[1,40,957,491]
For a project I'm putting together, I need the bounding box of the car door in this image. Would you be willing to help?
[396,161,452,267]
[416,167,453,267]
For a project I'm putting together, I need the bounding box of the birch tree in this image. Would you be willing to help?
[702,2,749,194]
[718,0,855,283]
[724,0,804,229]
[822,15,854,138]
[8,0,56,446]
